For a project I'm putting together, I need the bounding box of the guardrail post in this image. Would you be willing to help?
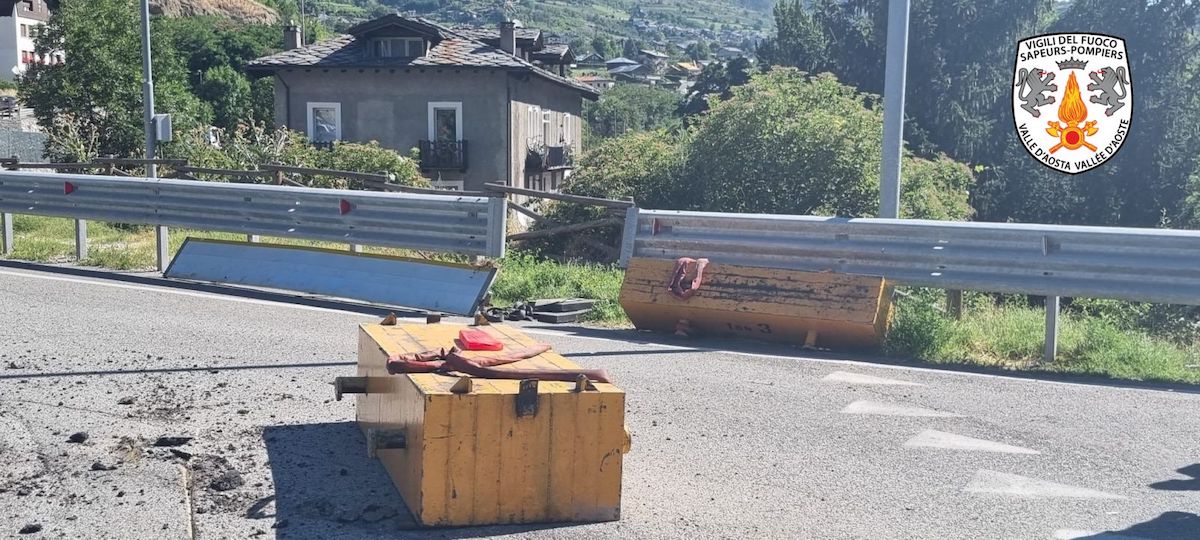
[350,244,363,253]
[1043,295,1060,363]
[1,212,12,255]
[486,196,508,258]
[247,234,259,243]
[946,290,963,319]
[155,226,169,273]
[74,219,88,260]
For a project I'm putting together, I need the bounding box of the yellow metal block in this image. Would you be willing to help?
[619,257,891,349]
[356,323,629,527]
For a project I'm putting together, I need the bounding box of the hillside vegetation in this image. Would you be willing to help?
[151,0,279,23]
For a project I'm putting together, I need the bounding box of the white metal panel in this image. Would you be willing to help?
[165,239,497,315]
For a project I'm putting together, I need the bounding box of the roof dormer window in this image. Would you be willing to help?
[374,37,425,58]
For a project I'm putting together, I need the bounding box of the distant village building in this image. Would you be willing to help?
[604,56,640,70]
[0,0,61,82]
[716,46,745,60]
[248,15,597,193]
[576,51,606,68]
[637,49,669,72]
[575,74,615,92]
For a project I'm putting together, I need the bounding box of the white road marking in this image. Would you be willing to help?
[965,470,1125,499]
[823,371,923,386]
[840,400,961,418]
[904,429,1039,454]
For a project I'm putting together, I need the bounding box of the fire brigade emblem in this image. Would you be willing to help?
[1013,33,1132,174]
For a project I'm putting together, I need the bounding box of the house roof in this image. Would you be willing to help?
[451,25,543,43]
[608,64,647,75]
[247,16,597,99]
[639,49,669,58]
[577,52,605,62]
[605,57,640,66]
[575,75,614,83]
[530,43,573,64]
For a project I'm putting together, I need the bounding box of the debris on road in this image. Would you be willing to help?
[117,396,136,405]
[66,432,89,444]
[152,436,192,447]
[18,523,42,534]
[90,461,117,471]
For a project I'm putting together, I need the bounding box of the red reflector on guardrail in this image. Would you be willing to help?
[64,182,76,195]
[340,199,353,215]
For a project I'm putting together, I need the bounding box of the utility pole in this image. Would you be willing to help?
[139,0,155,179]
[879,0,910,219]
[139,0,168,272]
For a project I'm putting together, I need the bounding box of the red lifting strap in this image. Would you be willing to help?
[667,257,709,300]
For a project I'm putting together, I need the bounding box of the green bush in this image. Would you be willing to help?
[166,123,426,188]
[490,251,627,325]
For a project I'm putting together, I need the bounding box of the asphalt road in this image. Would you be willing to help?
[1,263,1198,539]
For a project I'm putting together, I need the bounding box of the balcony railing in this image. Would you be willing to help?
[419,140,468,172]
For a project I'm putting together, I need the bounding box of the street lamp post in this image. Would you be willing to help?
[139,0,168,271]
[879,0,910,219]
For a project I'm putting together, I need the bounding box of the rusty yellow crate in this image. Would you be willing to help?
[353,322,629,527]
[619,257,891,349]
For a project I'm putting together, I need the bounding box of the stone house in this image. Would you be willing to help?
[247,15,597,192]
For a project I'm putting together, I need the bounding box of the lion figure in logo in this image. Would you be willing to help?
[1087,66,1129,117]
[1015,68,1057,117]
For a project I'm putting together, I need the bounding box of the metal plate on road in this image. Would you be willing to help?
[165,239,495,315]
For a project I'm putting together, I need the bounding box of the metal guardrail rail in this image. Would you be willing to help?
[0,171,507,268]
[620,209,1200,306]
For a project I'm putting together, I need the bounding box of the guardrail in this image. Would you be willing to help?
[0,170,507,270]
[620,209,1200,360]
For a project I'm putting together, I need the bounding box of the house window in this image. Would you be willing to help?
[526,105,542,144]
[374,37,424,58]
[20,24,26,38]
[561,113,574,144]
[542,110,552,145]
[427,102,462,141]
[306,102,341,143]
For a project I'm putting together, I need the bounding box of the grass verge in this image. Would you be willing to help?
[886,289,1200,385]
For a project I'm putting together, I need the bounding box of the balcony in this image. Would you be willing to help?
[545,145,573,169]
[419,140,468,172]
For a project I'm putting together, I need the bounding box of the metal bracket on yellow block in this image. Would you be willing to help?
[334,376,369,401]
[450,376,473,394]
[366,428,407,458]
[516,379,538,417]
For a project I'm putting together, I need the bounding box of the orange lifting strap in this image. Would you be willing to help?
[667,257,709,300]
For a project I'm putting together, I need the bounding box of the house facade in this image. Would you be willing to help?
[247,15,596,192]
[0,0,60,82]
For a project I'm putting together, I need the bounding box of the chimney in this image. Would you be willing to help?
[284,21,303,51]
[499,21,516,56]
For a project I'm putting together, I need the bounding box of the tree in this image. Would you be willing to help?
[21,0,211,157]
[197,65,252,131]
[685,40,711,61]
[679,57,752,117]
[621,39,641,59]
[583,84,682,138]
[681,69,973,219]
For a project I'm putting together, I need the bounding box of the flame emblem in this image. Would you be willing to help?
[1045,72,1099,153]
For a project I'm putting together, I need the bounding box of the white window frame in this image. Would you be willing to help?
[561,113,574,144]
[427,101,463,141]
[526,105,542,145]
[375,37,425,58]
[306,102,341,142]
